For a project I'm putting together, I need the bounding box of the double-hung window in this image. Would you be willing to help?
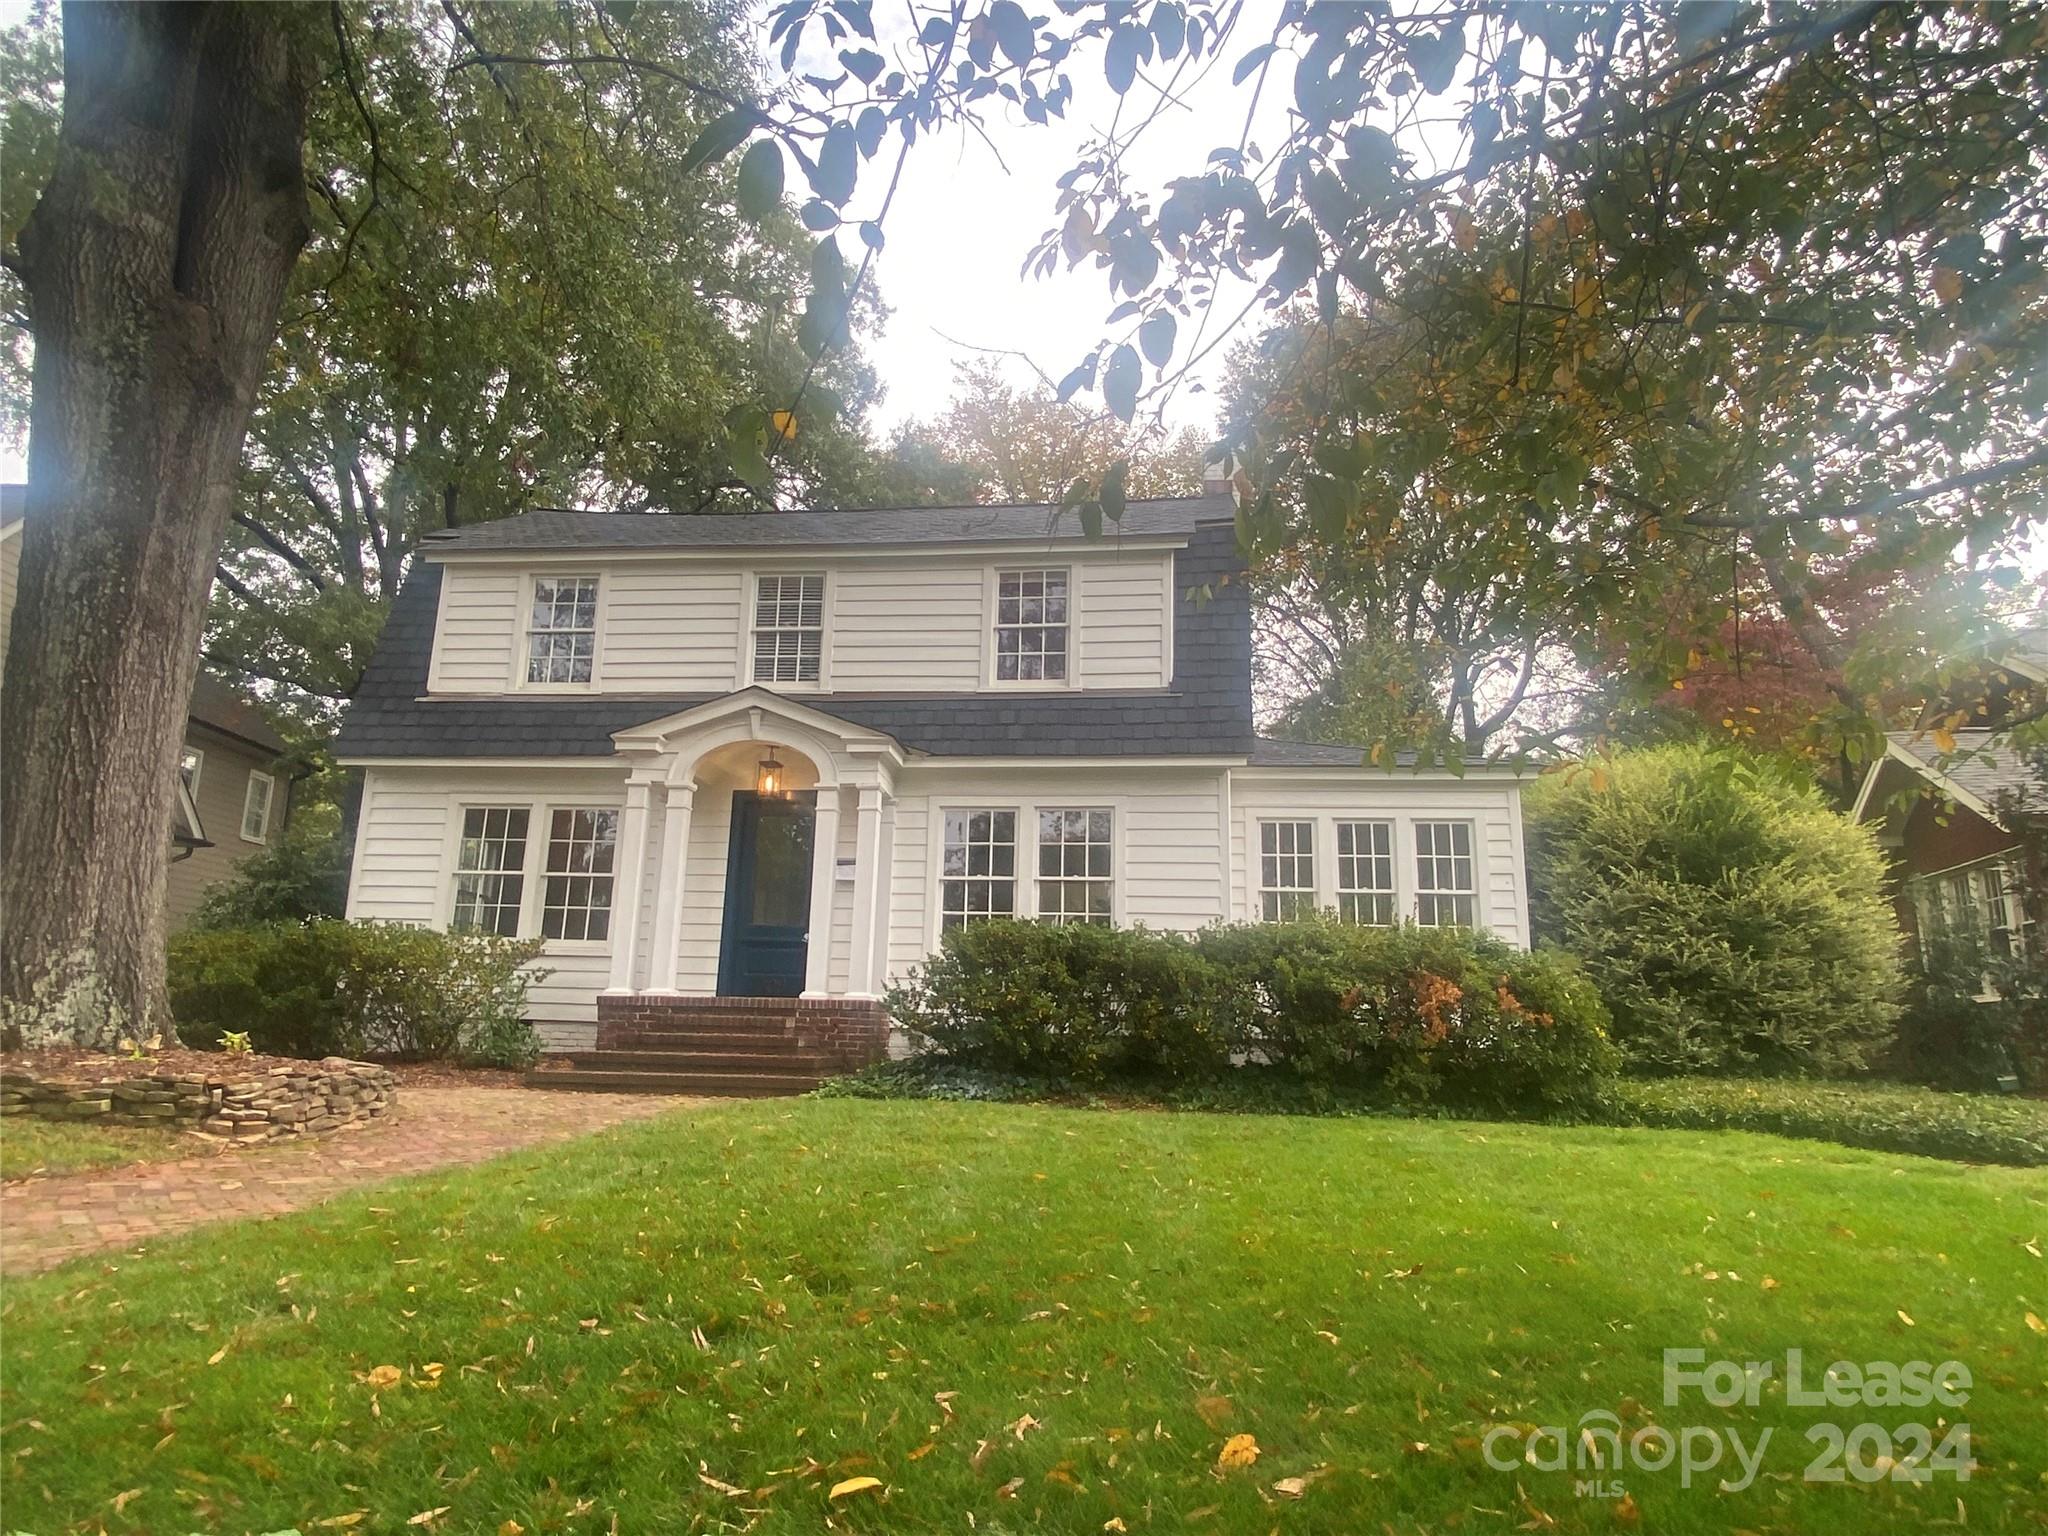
[1038,808,1113,924]
[541,809,619,941]
[526,575,598,685]
[994,568,1068,682]
[240,771,275,844]
[1336,820,1396,925]
[179,748,204,798]
[1414,820,1476,927]
[753,573,824,684]
[941,809,1017,928]
[1259,820,1316,921]
[452,807,530,936]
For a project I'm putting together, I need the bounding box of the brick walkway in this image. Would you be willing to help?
[0,1086,701,1276]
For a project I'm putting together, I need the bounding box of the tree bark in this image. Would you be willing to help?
[0,2,312,1045]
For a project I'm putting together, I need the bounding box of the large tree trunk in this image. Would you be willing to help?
[0,3,311,1046]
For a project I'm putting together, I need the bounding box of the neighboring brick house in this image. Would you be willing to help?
[1,486,293,927]
[1850,624,2047,970]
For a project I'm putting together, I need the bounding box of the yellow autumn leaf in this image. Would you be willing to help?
[828,1475,884,1501]
[111,1489,144,1514]
[406,1510,449,1528]
[366,1364,402,1390]
[1215,1433,1260,1471]
[207,1344,229,1366]
[1933,727,1957,754]
[1897,1309,1916,1327]
[2024,1311,2045,1334]
[771,409,798,441]
[1272,1476,1308,1498]
[497,1523,524,1536]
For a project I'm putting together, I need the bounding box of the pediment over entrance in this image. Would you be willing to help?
[611,687,905,789]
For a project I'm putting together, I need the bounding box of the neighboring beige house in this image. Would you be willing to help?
[1,486,293,926]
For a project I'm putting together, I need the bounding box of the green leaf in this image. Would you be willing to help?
[1103,343,1140,422]
[735,139,785,221]
[1105,23,1143,94]
[1079,501,1104,539]
[1139,311,1176,367]
[812,122,858,205]
[679,107,763,179]
[858,221,885,250]
[1100,459,1129,523]
[1232,41,1277,86]
[799,199,840,231]
[988,0,1034,65]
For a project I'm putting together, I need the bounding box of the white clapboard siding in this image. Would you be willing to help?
[1078,555,1171,688]
[603,566,747,690]
[427,567,521,690]
[829,563,986,690]
[1227,775,1529,945]
[345,771,449,925]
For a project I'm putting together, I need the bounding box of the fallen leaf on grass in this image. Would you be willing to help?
[110,1489,143,1513]
[997,1478,1024,1499]
[698,1472,746,1497]
[207,1345,229,1366]
[1271,1466,1330,1499]
[2025,1311,2046,1335]
[365,1364,402,1390]
[907,1442,937,1461]
[828,1476,883,1501]
[1193,1394,1233,1429]
[1104,1521,1127,1533]
[496,1523,524,1536]
[1216,1434,1260,1471]
[1008,1413,1041,1440]
[1897,1310,1916,1327]
[406,1509,449,1527]
[312,1516,366,1530]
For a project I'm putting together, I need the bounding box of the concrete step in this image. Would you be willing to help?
[526,1067,823,1097]
[561,1049,839,1072]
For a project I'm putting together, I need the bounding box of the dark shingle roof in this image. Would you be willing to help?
[422,496,1233,554]
[1248,737,1518,772]
[187,675,290,756]
[1887,729,2046,817]
[336,520,1254,760]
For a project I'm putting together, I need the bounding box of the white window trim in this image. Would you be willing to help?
[1412,817,1481,928]
[179,746,205,799]
[1255,817,1319,921]
[1236,810,1494,935]
[240,771,275,845]
[982,565,1081,690]
[511,571,607,693]
[927,797,1126,948]
[437,796,625,954]
[1909,853,2035,997]
[738,566,833,693]
[1334,818,1398,926]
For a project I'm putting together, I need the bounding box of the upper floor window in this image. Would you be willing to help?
[1336,820,1395,925]
[453,806,530,936]
[1415,820,1476,927]
[240,771,275,844]
[941,809,1017,929]
[1259,819,1316,921]
[1038,808,1113,924]
[995,568,1067,682]
[179,747,204,797]
[753,573,824,684]
[526,575,598,685]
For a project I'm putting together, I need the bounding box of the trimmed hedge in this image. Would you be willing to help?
[169,920,547,1067]
[1524,745,1904,1076]
[883,917,1617,1114]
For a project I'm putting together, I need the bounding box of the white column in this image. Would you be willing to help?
[647,781,695,993]
[868,798,895,993]
[603,776,654,993]
[846,785,885,999]
[801,787,842,998]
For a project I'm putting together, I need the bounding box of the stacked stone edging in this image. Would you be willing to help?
[0,1059,397,1143]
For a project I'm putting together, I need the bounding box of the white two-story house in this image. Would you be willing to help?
[335,487,1531,1083]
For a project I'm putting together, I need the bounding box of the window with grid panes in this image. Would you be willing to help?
[1335,820,1396,924]
[525,576,598,683]
[1037,808,1113,924]
[1259,820,1316,921]
[541,809,619,941]
[940,810,1017,928]
[452,807,530,935]
[1414,820,1476,927]
[994,569,1068,681]
[752,573,824,683]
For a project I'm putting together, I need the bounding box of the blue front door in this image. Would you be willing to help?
[717,791,816,996]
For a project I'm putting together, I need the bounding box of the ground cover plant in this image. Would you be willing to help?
[4,1099,2045,1534]
[0,1117,188,1181]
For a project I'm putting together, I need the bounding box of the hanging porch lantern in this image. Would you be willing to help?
[755,747,787,798]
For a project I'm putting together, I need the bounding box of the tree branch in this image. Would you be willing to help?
[232,511,329,592]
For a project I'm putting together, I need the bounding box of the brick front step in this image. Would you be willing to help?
[526,1067,823,1097]
[596,1029,815,1052]
[558,1049,841,1073]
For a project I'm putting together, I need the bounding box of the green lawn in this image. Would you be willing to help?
[3,1100,2045,1534]
[0,1115,191,1180]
